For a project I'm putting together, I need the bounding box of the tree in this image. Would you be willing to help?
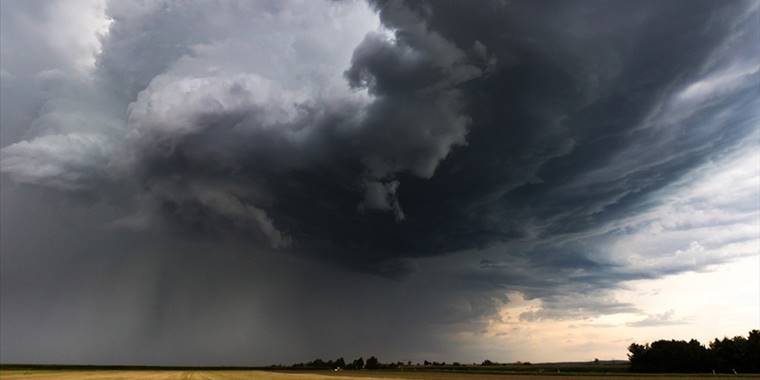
[365,356,380,369]
[334,357,346,368]
[628,330,760,373]
[747,330,760,372]
[350,357,364,370]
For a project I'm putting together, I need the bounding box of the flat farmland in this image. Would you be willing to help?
[1,370,757,380]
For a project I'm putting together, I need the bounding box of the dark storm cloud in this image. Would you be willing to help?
[3,0,755,264]
[1,0,758,365]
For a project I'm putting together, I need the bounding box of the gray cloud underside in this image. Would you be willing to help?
[1,0,758,365]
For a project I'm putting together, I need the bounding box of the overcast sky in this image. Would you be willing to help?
[1,0,758,366]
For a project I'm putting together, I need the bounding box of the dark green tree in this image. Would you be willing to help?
[628,330,760,373]
[351,357,364,369]
[365,356,380,369]
[747,330,760,372]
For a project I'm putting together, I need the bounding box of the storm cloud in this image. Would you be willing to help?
[1,0,758,365]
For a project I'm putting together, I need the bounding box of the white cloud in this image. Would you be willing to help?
[604,147,760,273]
[128,73,311,137]
[0,133,113,190]
[676,65,760,104]
[0,0,111,75]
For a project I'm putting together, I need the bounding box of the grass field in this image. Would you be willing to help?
[1,370,758,380]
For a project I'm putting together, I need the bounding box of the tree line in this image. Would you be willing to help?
[267,330,759,373]
[269,356,482,370]
[628,330,760,373]
[271,356,386,370]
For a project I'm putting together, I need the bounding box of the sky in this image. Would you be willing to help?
[0,0,758,366]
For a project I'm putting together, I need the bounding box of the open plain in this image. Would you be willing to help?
[1,370,757,380]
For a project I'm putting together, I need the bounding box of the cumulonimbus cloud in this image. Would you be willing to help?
[2,0,757,282]
[0,0,758,364]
